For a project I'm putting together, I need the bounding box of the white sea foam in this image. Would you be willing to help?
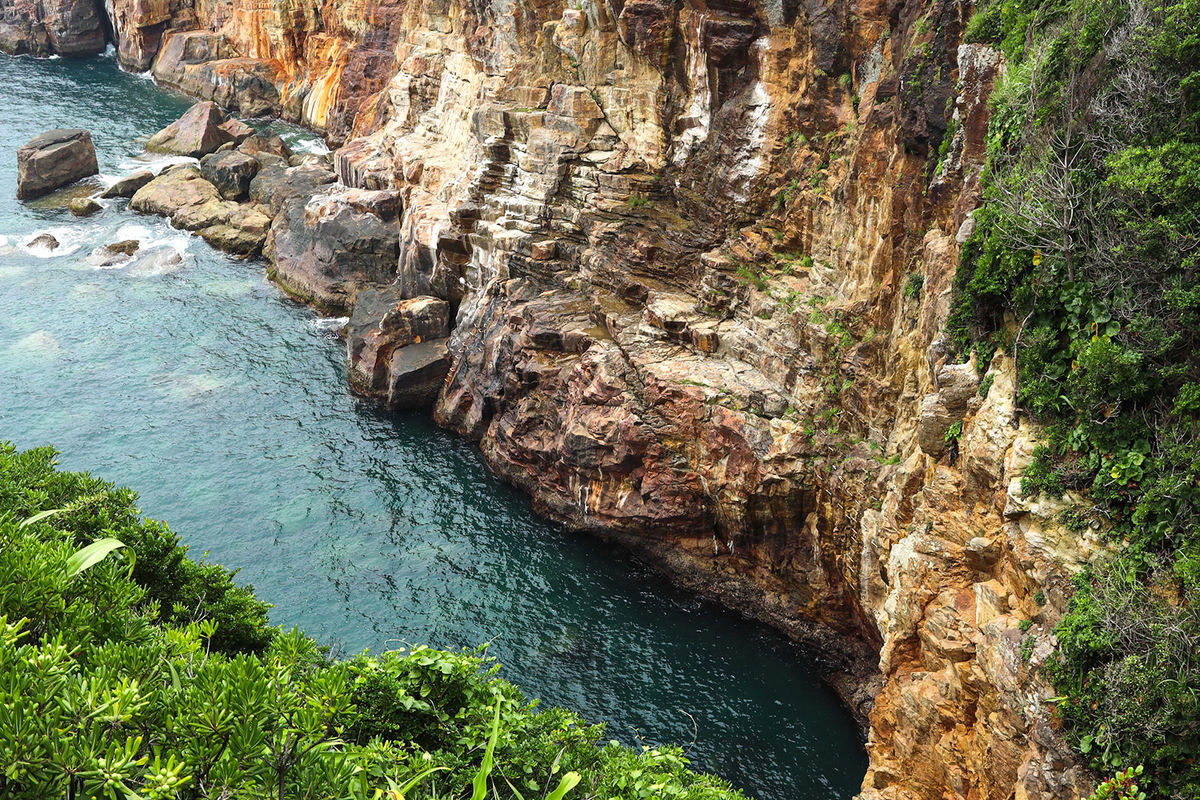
[21,227,89,258]
[118,155,198,174]
[310,316,350,332]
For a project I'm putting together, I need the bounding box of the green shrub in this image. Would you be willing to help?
[0,444,746,800]
[948,1,1200,793]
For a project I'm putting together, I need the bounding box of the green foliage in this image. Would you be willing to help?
[0,444,746,800]
[1088,765,1149,800]
[950,1,1200,794]
[903,273,924,299]
[735,265,768,291]
[944,420,963,444]
[0,444,273,654]
[627,194,651,210]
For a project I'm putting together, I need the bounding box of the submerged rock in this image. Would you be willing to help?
[26,233,60,251]
[145,102,234,158]
[68,197,102,216]
[88,239,141,267]
[16,129,99,200]
[101,171,156,199]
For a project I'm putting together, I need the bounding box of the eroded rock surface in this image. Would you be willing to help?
[145,101,234,157]
[16,129,98,200]
[0,0,106,57]
[85,0,1102,795]
[264,185,398,311]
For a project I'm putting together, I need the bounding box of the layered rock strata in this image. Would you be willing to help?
[14,0,1109,795]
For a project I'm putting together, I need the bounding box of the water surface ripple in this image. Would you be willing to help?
[0,51,868,800]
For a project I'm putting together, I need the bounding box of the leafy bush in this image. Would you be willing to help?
[0,444,747,800]
[951,0,1200,794]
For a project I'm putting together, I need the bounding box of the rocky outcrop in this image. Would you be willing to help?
[0,0,107,57]
[347,288,450,406]
[201,149,260,201]
[16,129,99,200]
[102,170,155,198]
[129,165,270,255]
[264,183,399,312]
[88,0,1102,795]
[145,101,234,157]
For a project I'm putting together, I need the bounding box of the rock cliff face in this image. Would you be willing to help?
[8,0,1105,795]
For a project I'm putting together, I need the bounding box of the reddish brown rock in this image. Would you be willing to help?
[101,170,155,199]
[16,129,99,201]
[0,0,106,57]
[145,102,235,158]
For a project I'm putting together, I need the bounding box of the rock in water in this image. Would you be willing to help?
[347,287,450,398]
[68,197,102,216]
[88,240,140,267]
[387,340,451,411]
[26,233,59,251]
[145,102,234,158]
[129,166,226,225]
[101,170,155,199]
[264,188,400,312]
[16,129,99,200]
[238,132,294,161]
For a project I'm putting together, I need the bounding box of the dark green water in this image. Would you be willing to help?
[0,51,868,799]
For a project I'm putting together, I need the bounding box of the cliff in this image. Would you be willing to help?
[3,0,1106,796]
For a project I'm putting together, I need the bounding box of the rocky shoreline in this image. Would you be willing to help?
[7,0,1105,793]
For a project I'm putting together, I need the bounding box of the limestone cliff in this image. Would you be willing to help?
[4,0,1107,795]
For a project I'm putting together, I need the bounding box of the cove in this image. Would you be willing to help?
[0,51,867,800]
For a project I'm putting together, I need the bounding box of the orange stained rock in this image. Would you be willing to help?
[303,37,349,130]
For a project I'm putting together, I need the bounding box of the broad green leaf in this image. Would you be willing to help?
[66,538,127,578]
[546,771,581,800]
[471,702,502,800]
[18,508,64,529]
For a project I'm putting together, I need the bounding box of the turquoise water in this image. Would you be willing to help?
[0,51,868,799]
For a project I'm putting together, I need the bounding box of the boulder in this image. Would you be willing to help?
[197,205,271,256]
[219,118,256,145]
[200,150,260,201]
[130,166,225,225]
[387,340,452,410]
[145,102,234,158]
[239,132,294,161]
[26,233,59,251]
[248,163,336,215]
[87,240,140,267]
[16,129,99,200]
[68,197,101,216]
[101,170,155,199]
[265,190,401,312]
[347,287,450,396]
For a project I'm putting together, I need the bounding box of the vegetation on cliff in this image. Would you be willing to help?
[0,443,743,800]
[951,0,1200,795]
